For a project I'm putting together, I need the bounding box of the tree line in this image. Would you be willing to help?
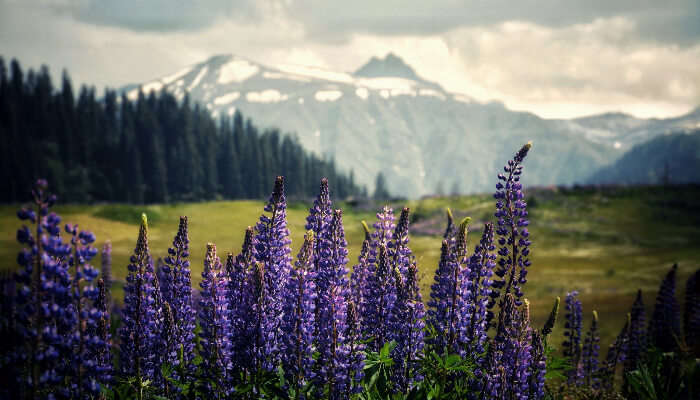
[0,57,364,204]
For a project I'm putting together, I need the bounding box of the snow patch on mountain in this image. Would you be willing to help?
[246,89,288,103]
[315,90,343,102]
[419,89,446,100]
[263,71,311,82]
[355,87,369,100]
[214,92,240,105]
[277,63,354,84]
[218,59,259,84]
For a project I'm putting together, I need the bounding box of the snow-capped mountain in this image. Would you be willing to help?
[123,54,700,197]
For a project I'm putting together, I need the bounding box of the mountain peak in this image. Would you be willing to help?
[354,53,419,80]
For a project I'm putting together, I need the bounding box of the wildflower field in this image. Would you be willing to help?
[1,144,698,399]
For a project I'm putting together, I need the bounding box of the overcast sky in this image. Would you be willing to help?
[1,0,698,118]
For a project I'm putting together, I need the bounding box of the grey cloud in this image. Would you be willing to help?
[35,0,700,45]
[281,0,699,45]
[69,0,259,32]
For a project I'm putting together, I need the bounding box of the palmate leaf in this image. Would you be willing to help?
[544,345,571,380]
[624,349,699,400]
[362,341,398,399]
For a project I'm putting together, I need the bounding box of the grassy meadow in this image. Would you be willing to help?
[2,184,699,353]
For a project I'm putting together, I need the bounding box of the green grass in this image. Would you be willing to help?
[2,184,699,354]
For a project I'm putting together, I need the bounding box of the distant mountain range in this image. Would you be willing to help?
[587,129,700,185]
[122,54,700,197]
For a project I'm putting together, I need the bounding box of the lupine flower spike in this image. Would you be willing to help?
[253,176,293,369]
[119,214,162,395]
[562,290,583,384]
[280,231,316,397]
[458,220,496,358]
[600,313,630,391]
[227,226,256,379]
[625,289,647,373]
[198,243,230,398]
[162,216,196,374]
[492,142,532,309]
[648,264,681,352]
[582,310,600,388]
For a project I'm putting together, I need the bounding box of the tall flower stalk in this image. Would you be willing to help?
[582,311,600,388]
[161,216,196,372]
[458,221,496,358]
[280,232,317,398]
[314,209,353,398]
[253,176,293,370]
[625,289,647,373]
[562,290,583,385]
[119,214,162,399]
[227,227,256,381]
[393,261,426,391]
[198,243,230,398]
[65,223,100,398]
[648,264,681,352]
[491,142,532,309]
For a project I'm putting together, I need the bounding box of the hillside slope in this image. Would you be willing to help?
[588,130,700,184]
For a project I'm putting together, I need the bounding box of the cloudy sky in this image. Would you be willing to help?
[1,0,698,118]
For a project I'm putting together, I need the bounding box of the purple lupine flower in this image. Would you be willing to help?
[280,231,317,396]
[428,217,472,355]
[484,294,533,399]
[349,221,371,324]
[198,243,231,398]
[685,269,699,349]
[562,290,583,385]
[249,260,269,376]
[65,223,101,398]
[344,301,366,396]
[392,261,426,391]
[600,313,630,392]
[315,210,353,398]
[119,214,162,386]
[509,300,534,399]
[82,278,112,396]
[529,330,546,399]
[427,239,459,353]
[226,227,256,380]
[162,217,196,372]
[625,289,647,373]
[390,207,412,277]
[360,207,398,350]
[158,302,177,396]
[491,142,532,309]
[253,176,293,370]
[648,264,681,352]
[101,241,112,290]
[11,180,75,398]
[582,311,601,388]
[363,243,398,351]
[305,178,333,274]
[458,221,496,359]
